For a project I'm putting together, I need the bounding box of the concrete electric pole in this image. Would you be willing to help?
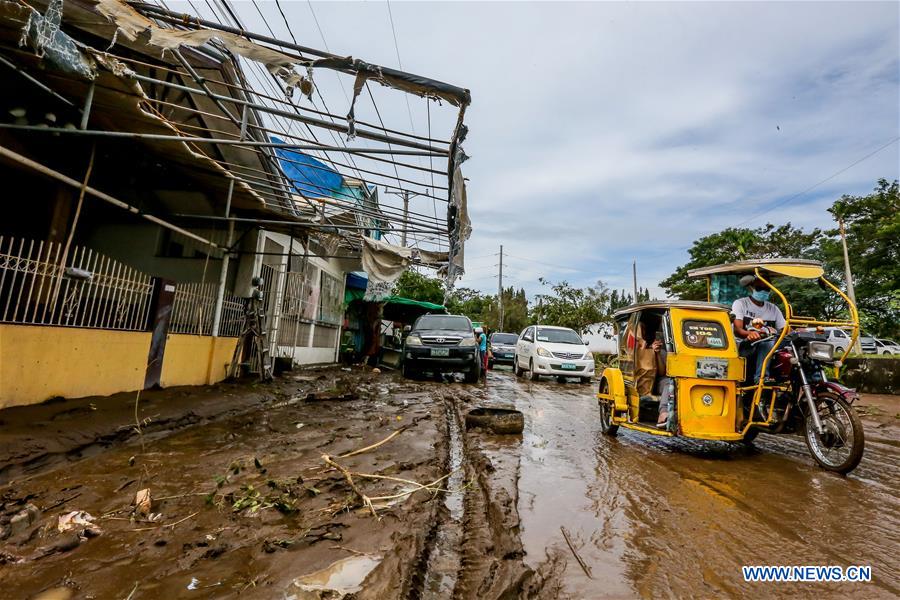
[632,259,639,303]
[498,245,504,331]
[838,216,863,354]
[385,190,420,247]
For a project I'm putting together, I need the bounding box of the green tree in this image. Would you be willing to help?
[824,179,900,337]
[660,223,822,301]
[481,286,529,333]
[609,287,651,312]
[531,279,611,334]
[393,270,445,304]
[445,287,489,322]
[659,180,900,337]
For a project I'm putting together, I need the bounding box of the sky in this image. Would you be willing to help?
[174,1,899,300]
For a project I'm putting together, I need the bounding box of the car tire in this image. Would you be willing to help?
[402,362,418,380]
[514,356,524,377]
[580,377,591,384]
[529,359,540,382]
[464,361,481,384]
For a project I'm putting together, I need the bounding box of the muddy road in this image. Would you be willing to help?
[484,369,900,599]
[1,367,898,599]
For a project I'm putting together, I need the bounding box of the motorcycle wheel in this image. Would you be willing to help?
[802,393,864,474]
[598,380,618,436]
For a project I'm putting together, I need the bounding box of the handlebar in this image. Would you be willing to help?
[748,332,777,346]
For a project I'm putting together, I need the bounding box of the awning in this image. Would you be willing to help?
[343,287,445,313]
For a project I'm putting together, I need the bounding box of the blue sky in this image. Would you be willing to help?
[175,1,899,299]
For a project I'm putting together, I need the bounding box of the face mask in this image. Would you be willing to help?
[751,290,770,302]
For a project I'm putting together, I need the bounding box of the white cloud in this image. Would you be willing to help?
[173,1,899,301]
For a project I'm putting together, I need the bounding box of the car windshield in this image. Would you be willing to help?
[416,315,471,332]
[491,333,518,345]
[535,327,583,344]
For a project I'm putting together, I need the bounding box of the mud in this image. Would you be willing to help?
[2,366,898,599]
[499,370,900,599]
[0,368,455,599]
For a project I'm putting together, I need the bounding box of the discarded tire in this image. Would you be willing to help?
[464,407,524,435]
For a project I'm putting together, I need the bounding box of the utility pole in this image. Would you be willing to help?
[498,245,504,331]
[385,190,420,247]
[838,216,862,354]
[632,259,639,303]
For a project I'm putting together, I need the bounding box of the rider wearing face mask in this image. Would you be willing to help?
[732,275,786,383]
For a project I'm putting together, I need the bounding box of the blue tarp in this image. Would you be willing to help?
[272,136,342,198]
[346,271,368,290]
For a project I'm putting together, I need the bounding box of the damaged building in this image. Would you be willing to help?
[0,0,470,407]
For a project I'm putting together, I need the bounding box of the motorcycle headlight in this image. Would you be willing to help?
[458,337,477,347]
[406,335,423,346]
[536,347,552,358]
[808,341,834,362]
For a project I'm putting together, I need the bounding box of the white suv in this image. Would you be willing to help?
[875,339,900,355]
[514,325,594,383]
[802,327,852,355]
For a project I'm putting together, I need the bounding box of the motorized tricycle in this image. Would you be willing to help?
[596,259,865,473]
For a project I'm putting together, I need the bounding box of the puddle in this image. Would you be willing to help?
[291,555,382,597]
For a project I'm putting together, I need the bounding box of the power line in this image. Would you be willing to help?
[734,136,900,227]
[503,253,593,273]
[385,0,417,136]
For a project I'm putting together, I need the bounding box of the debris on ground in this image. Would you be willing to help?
[56,511,98,535]
[464,407,525,435]
[133,489,152,516]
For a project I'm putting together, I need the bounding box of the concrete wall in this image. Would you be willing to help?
[0,324,238,409]
[841,357,900,395]
[160,334,239,388]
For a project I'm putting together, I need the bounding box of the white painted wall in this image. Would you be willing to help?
[584,323,617,354]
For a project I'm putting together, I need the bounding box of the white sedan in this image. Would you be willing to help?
[514,325,594,383]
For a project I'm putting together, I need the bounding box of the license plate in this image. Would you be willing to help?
[696,357,728,379]
[561,363,577,370]
[430,348,450,357]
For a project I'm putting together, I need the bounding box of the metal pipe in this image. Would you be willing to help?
[172,214,445,235]
[125,70,447,153]
[130,2,470,105]
[0,124,442,156]
[0,144,222,250]
[79,81,96,130]
[213,103,249,336]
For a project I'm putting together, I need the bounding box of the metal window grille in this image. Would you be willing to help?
[169,282,216,335]
[170,282,245,338]
[219,296,245,338]
[0,236,152,331]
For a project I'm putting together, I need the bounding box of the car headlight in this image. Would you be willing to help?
[808,341,834,362]
[458,337,477,347]
[583,351,593,361]
[406,335,423,346]
[536,347,552,358]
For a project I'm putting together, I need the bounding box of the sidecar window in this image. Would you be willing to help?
[682,320,728,349]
